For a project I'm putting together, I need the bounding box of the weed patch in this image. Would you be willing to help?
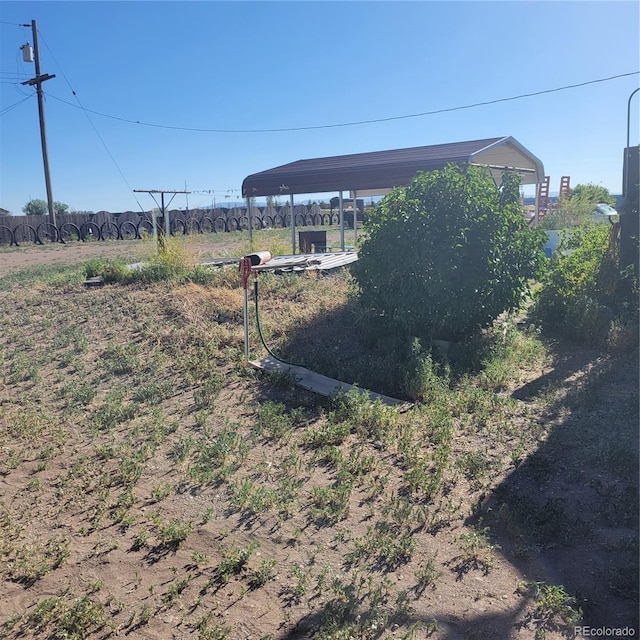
[0,236,636,638]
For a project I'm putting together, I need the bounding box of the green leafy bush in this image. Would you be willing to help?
[351,165,546,343]
[83,257,131,283]
[530,223,638,345]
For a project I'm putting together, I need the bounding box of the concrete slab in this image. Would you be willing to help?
[250,354,412,411]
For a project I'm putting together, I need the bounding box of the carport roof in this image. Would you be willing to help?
[241,136,544,198]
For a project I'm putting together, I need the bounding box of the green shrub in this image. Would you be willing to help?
[130,262,178,283]
[83,257,131,283]
[82,238,229,286]
[130,238,193,282]
[402,339,450,402]
[351,165,546,343]
[530,223,638,345]
[186,264,220,285]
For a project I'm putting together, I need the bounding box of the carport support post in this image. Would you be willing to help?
[352,191,358,247]
[246,197,253,246]
[290,194,296,253]
[338,191,345,251]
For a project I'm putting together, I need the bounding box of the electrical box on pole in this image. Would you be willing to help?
[21,43,34,62]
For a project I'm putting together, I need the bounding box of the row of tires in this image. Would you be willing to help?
[0,212,342,246]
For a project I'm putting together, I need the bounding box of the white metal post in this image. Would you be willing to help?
[246,197,253,246]
[290,194,296,254]
[338,191,345,251]
[353,191,358,247]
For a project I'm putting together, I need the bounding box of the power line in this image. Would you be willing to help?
[0,94,34,116]
[37,29,146,212]
[45,71,639,134]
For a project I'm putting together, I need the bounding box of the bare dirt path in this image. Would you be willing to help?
[0,238,239,277]
[0,240,142,276]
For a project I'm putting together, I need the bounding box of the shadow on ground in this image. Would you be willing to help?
[475,342,639,634]
[254,276,638,637]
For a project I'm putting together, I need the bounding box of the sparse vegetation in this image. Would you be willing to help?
[518,581,583,636]
[0,228,636,639]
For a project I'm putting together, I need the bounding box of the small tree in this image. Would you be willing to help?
[351,165,547,343]
[568,183,616,207]
[541,183,616,230]
[22,198,48,216]
[22,199,69,216]
[54,201,69,216]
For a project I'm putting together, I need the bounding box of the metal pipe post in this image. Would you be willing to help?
[240,258,252,359]
[353,192,358,247]
[246,197,253,246]
[338,191,345,251]
[290,194,296,253]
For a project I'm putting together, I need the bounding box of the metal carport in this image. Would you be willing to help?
[241,136,545,251]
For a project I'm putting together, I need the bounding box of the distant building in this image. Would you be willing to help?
[0,207,11,217]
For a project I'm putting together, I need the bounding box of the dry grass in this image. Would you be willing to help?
[0,233,637,639]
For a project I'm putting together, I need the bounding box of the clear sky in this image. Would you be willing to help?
[1,1,638,214]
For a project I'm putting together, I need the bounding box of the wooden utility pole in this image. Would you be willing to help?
[21,20,56,227]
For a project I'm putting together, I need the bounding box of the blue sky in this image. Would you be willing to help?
[1,1,638,214]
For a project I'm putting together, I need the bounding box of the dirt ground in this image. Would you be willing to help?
[0,237,637,639]
[0,238,223,276]
[0,228,353,277]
